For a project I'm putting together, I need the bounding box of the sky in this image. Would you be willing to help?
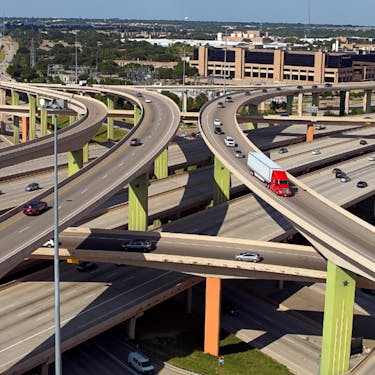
[2,0,375,26]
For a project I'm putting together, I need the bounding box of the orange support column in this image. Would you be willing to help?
[306,124,314,142]
[204,278,221,356]
[21,117,29,142]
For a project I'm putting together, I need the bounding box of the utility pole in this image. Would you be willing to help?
[223,29,228,94]
[75,33,78,84]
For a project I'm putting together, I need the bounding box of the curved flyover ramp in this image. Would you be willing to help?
[0,86,180,278]
[199,84,375,281]
[0,82,108,168]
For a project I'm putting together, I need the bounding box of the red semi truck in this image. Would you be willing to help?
[247,152,291,196]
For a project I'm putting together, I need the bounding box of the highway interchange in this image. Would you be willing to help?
[0,81,371,374]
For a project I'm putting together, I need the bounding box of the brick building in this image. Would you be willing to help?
[190,46,375,83]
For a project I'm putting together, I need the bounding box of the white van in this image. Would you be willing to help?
[224,136,236,147]
[128,352,154,374]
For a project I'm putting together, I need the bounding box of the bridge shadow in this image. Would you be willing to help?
[5,262,195,374]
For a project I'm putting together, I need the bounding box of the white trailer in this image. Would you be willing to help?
[247,152,283,183]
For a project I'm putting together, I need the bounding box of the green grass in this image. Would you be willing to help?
[91,125,127,142]
[0,49,5,63]
[138,313,292,375]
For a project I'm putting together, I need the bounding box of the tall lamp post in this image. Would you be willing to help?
[223,29,228,94]
[39,98,62,375]
[181,45,189,112]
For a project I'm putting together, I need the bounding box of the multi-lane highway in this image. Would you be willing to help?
[0,85,180,278]
[200,86,375,281]
[0,82,375,374]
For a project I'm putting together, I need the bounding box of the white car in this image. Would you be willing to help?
[213,118,221,126]
[368,155,375,161]
[224,136,236,147]
[145,98,152,103]
[235,252,262,262]
[42,239,61,248]
[340,175,351,183]
[314,124,326,130]
[311,149,321,155]
[128,352,154,374]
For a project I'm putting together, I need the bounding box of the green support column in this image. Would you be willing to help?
[213,156,230,206]
[68,149,84,176]
[107,97,114,140]
[128,173,148,231]
[339,91,346,116]
[40,108,47,136]
[320,261,356,375]
[28,94,36,140]
[248,103,258,115]
[83,143,89,163]
[364,90,372,113]
[154,148,168,179]
[181,90,187,112]
[286,95,294,115]
[312,92,320,107]
[134,105,142,125]
[11,90,20,144]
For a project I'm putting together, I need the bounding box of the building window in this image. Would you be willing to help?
[268,73,273,78]
[253,72,259,77]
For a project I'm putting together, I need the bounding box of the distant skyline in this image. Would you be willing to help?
[2,0,375,26]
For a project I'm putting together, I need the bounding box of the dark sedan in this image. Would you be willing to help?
[22,201,48,215]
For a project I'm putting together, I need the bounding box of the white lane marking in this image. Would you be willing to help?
[94,342,138,373]
[18,226,30,233]
[81,188,88,194]
[0,271,174,358]
[101,174,108,179]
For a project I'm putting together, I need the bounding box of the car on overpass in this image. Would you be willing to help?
[22,201,48,216]
[25,182,40,191]
[235,252,262,262]
[356,181,368,188]
[76,261,98,272]
[224,136,236,147]
[233,149,245,158]
[214,126,224,135]
[122,239,154,252]
[130,138,142,146]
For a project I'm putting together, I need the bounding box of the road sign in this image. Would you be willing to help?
[306,105,318,114]
[218,356,224,366]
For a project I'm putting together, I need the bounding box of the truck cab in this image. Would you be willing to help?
[269,170,291,196]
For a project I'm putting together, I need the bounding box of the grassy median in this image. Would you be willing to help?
[136,304,292,375]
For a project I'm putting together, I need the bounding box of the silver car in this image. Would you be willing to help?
[233,149,245,158]
[235,252,262,262]
[122,239,154,252]
[25,182,40,191]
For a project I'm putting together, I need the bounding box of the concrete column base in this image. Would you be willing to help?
[40,362,49,375]
[126,313,144,340]
[204,278,221,356]
[306,124,314,142]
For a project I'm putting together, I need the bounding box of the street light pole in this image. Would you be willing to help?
[41,97,62,375]
[182,45,186,112]
[53,109,61,375]
[223,29,228,94]
[75,33,78,84]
